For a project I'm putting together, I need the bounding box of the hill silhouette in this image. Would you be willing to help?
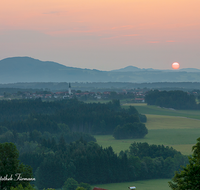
[0,57,200,83]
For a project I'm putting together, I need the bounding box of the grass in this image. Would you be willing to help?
[95,114,200,155]
[92,179,171,190]
[123,103,200,120]
[84,100,111,104]
[146,114,200,129]
[92,103,200,188]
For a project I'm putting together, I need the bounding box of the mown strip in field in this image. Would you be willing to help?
[92,179,171,190]
[123,103,200,120]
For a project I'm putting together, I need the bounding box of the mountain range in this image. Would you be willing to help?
[0,57,200,83]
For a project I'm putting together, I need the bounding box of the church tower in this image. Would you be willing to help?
[68,83,72,95]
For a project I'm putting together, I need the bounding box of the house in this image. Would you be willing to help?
[128,187,136,189]
[93,187,108,190]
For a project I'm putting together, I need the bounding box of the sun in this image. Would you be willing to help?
[172,62,180,69]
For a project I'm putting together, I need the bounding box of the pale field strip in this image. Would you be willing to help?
[146,114,200,129]
[145,114,200,155]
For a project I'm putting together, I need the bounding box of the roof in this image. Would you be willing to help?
[93,187,108,190]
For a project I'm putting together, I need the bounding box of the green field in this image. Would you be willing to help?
[93,103,200,189]
[92,179,171,190]
[95,104,200,155]
[95,114,200,155]
[123,103,200,120]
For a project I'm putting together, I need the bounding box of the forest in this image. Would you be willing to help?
[0,98,188,189]
[18,139,188,189]
[145,90,198,109]
[0,98,147,137]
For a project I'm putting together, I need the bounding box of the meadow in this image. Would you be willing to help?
[95,103,200,155]
[92,103,200,190]
[124,103,200,120]
[92,179,171,190]
[95,115,200,155]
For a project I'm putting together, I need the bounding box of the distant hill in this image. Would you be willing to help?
[111,66,200,73]
[179,68,200,72]
[110,66,159,72]
[0,57,200,83]
[111,66,142,72]
[0,57,106,83]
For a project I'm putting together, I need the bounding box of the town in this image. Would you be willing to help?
[2,83,147,103]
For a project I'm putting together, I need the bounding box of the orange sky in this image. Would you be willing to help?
[1,0,200,70]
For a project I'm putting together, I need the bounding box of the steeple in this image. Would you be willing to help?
[68,83,71,95]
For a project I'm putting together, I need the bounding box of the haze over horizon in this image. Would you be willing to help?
[1,0,200,71]
[2,56,200,72]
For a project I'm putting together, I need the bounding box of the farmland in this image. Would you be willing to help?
[92,179,171,190]
[95,114,200,155]
[93,103,200,190]
[125,103,200,120]
[95,103,200,155]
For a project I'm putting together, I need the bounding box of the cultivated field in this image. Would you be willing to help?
[93,103,200,190]
[95,103,200,155]
[92,179,171,190]
[125,103,200,120]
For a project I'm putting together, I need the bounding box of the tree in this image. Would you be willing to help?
[76,187,85,190]
[128,106,139,115]
[35,156,67,189]
[145,90,197,110]
[63,178,79,190]
[113,123,148,139]
[79,182,91,190]
[0,142,33,190]
[169,137,200,189]
[10,184,35,190]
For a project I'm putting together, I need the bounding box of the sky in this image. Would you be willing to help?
[1,0,200,71]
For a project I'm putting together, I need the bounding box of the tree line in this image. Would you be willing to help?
[2,138,200,190]
[145,90,198,109]
[19,139,188,189]
[0,99,147,140]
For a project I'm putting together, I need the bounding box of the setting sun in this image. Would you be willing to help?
[172,62,180,70]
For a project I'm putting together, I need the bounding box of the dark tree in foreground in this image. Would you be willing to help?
[0,142,33,190]
[169,137,200,190]
[10,184,36,190]
[63,178,79,190]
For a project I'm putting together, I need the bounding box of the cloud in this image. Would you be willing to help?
[101,34,139,40]
[123,34,140,37]
[48,29,95,36]
[101,36,120,40]
[166,40,175,42]
[147,41,159,44]
[111,25,134,30]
